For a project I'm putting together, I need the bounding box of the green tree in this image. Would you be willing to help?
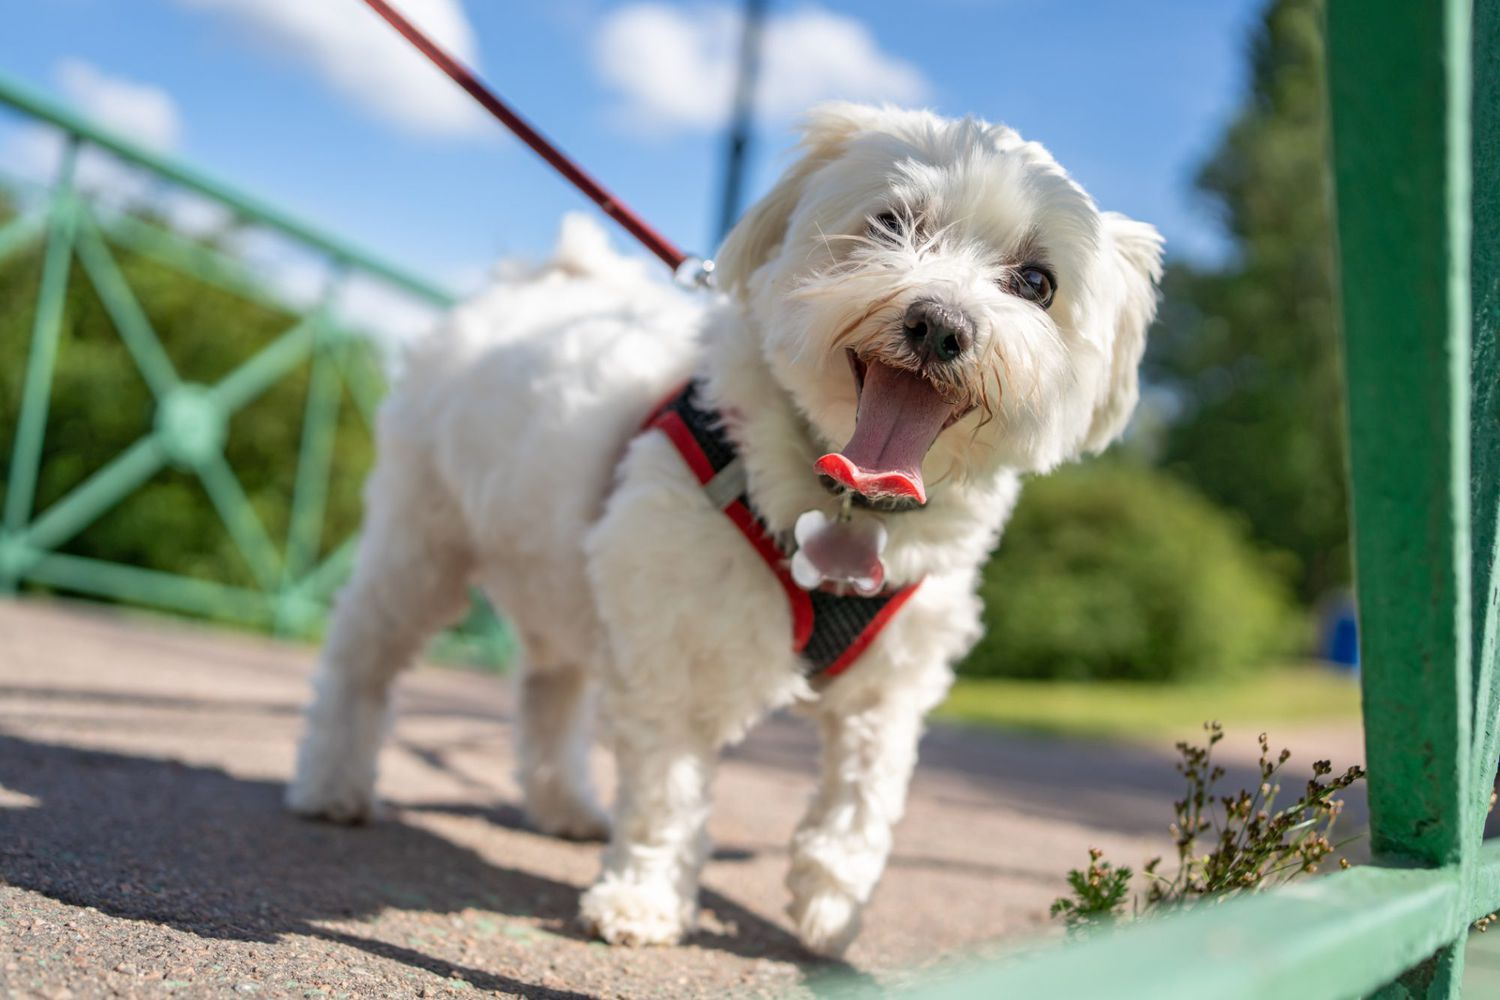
[1148,0,1348,600]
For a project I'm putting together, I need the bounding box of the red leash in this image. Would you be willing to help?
[360,0,693,275]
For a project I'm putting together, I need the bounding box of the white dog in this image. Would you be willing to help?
[286,103,1162,957]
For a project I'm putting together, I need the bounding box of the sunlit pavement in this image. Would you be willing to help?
[0,599,1365,999]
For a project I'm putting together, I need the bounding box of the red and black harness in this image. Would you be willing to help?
[645,382,921,680]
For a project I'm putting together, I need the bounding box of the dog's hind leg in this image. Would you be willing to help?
[515,651,610,841]
[286,444,473,823]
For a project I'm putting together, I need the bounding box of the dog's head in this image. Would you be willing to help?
[715,104,1163,509]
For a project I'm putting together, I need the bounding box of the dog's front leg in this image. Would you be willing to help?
[579,718,715,947]
[787,693,925,957]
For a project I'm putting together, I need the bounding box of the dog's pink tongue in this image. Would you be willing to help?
[815,362,952,505]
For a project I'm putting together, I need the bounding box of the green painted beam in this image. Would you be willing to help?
[1328,0,1474,870]
[23,551,274,627]
[281,322,345,591]
[292,536,358,604]
[833,805,1500,1000]
[72,209,182,398]
[0,70,453,307]
[196,452,284,592]
[101,211,304,316]
[1467,0,1500,812]
[1328,1,1475,995]
[3,154,78,542]
[22,437,167,554]
[210,315,319,415]
[879,865,1462,1000]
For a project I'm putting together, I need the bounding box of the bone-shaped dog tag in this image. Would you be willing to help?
[791,510,888,596]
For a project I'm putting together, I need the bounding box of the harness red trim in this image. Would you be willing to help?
[821,581,921,679]
[652,408,815,651]
[644,385,921,678]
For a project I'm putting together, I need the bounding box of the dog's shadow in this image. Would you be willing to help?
[0,733,865,995]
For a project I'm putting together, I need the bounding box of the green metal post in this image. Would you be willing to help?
[293,537,357,606]
[101,212,301,315]
[209,315,319,415]
[1467,0,1500,803]
[3,142,78,555]
[196,454,284,591]
[24,551,274,627]
[278,295,346,635]
[22,438,166,554]
[72,210,182,398]
[1328,0,1474,995]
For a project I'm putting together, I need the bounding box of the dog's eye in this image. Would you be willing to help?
[1011,265,1056,309]
[868,211,906,244]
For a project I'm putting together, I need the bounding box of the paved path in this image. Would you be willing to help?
[0,600,1367,999]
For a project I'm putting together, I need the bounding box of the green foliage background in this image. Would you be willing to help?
[1146,0,1347,601]
[966,463,1298,683]
[963,0,1340,681]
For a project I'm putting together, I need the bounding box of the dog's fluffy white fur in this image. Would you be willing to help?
[286,104,1163,957]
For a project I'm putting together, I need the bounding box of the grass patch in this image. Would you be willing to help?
[935,664,1361,742]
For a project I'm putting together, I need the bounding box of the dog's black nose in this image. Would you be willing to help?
[903,300,973,363]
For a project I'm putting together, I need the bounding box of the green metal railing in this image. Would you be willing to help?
[886,1,1498,997]
[0,70,509,661]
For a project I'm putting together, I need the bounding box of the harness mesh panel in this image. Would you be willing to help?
[803,586,903,673]
[662,380,911,677]
[664,387,738,472]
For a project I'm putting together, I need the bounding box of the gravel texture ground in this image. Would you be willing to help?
[0,600,1365,999]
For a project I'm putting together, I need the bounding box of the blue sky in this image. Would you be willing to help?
[1,0,1264,309]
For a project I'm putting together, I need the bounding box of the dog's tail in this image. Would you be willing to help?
[537,212,651,286]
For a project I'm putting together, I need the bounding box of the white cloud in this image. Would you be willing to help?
[161,190,236,238]
[173,0,490,138]
[3,59,184,204]
[56,58,182,151]
[594,3,930,132]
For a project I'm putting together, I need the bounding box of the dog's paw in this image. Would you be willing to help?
[524,791,611,842]
[788,888,862,958]
[284,771,377,825]
[578,878,689,947]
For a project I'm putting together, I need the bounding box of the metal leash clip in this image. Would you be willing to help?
[673,256,717,291]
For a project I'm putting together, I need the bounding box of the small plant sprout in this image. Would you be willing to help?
[1049,848,1134,932]
[1052,722,1365,932]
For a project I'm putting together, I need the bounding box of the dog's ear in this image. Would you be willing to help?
[714,103,884,295]
[1080,212,1164,453]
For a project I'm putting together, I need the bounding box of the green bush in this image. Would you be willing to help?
[963,462,1301,683]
